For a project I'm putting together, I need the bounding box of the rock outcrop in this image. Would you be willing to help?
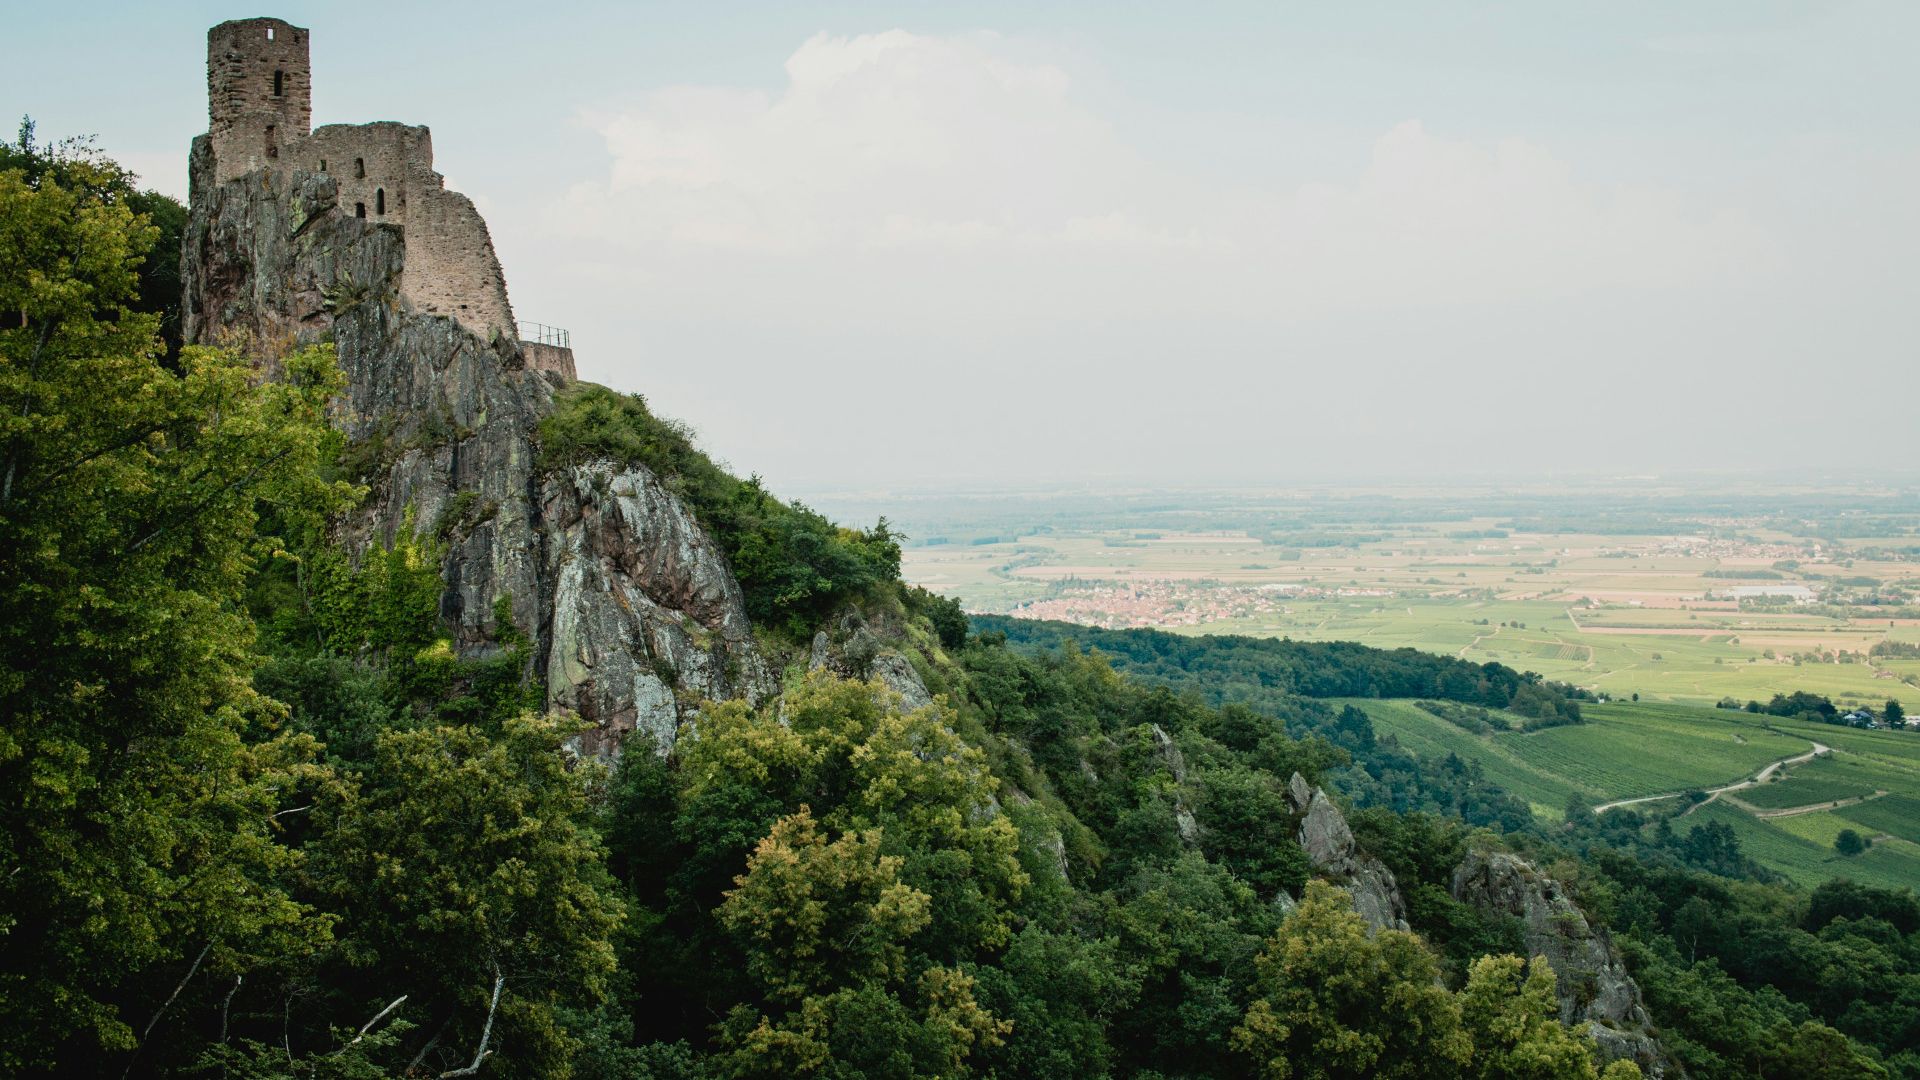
[1451,850,1677,1078]
[1285,774,1410,933]
[542,463,771,755]
[182,139,770,755]
[808,609,934,711]
[1149,724,1201,844]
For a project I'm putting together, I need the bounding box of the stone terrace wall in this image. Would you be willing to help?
[520,341,577,381]
[207,18,312,182]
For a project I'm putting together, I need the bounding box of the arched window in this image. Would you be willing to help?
[273,70,284,97]
[266,26,275,41]
[375,188,386,215]
[354,158,365,179]
[355,202,366,219]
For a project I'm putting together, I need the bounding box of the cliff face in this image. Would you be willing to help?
[181,139,770,753]
[1451,850,1678,1078]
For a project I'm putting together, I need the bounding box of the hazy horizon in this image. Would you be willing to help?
[9,1,1917,490]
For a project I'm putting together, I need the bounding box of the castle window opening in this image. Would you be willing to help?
[266,26,274,41]
[375,188,385,215]
[355,202,366,218]
[354,158,365,179]
[319,159,327,172]
[265,125,277,159]
[273,69,284,96]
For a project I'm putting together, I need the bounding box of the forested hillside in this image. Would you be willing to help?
[4,130,1917,1080]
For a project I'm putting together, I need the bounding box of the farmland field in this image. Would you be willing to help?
[1337,696,1920,887]
[1734,754,1884,808]
[1686,800,1920,892]
[854,484,1920,710]
[1832,795,1920,846]
[837,483,1920,886]
[1349,699,1815,819]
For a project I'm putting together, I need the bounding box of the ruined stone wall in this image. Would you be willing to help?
[291,122,514,339]
[207,18,311,183]
[401,184,516,339]
[303,123,424,225]
[205,18,513,340]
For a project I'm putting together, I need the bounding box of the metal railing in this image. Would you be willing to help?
[517,321,570,349]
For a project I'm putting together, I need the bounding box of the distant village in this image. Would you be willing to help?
[1004,580,1355,629]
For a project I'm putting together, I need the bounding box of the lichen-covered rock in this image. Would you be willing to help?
[1149,724,1189,785]
[182,144,769,755]
[542,462,771,755]
[1287,772,1314,811]
[1149,724,1201,844]
[1286,773,1411,933]
[868,652,933,712]
[807,609,935,711]
[1451,850,1677,1078]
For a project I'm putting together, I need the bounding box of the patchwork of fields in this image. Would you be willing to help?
[1348,698,1920,889]
[902,518,1920,708]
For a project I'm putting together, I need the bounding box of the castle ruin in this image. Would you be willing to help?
[204,16,573,378]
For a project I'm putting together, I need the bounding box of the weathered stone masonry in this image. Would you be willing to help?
[203,16,569,376]
[186,17,766,756]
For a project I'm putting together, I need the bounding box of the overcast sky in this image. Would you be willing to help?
[9,2,1917,491]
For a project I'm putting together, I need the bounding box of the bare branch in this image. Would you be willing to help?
[119,942,211,1080]
[219,974,243,1045]
[438,967,504,1078]
[345,994,408,1048]
[407,1014,453,1074]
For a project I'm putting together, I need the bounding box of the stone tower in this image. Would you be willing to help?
[196,16,568,361]
[207,17,312,183]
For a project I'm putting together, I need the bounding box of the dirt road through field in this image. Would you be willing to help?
[1593,740,1832,815]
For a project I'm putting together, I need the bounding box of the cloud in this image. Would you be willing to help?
[508,28,1889,487]
[551,29,1778,321]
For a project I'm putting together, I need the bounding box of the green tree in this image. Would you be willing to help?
[1458,954,1638,1080]
[304,715,624,1076]
[1196,765,1311,897]
[1834,829,1868,856]
[719,808,931,1003]
[0,157,352,1067]
[713,808,1007,1077]
[0,118,187,354]
[1886,699,1905,727]
[1233,880,1473,1079]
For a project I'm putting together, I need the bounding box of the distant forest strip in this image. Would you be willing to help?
[971,616,1589,724]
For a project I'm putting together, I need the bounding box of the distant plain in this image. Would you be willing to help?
[885,492,1920,709]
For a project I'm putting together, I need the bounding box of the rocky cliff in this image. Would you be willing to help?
[181,140,770,753]
[1451,849,1677,1077]
[807,607,935,712]
[1285,773,1411,933]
